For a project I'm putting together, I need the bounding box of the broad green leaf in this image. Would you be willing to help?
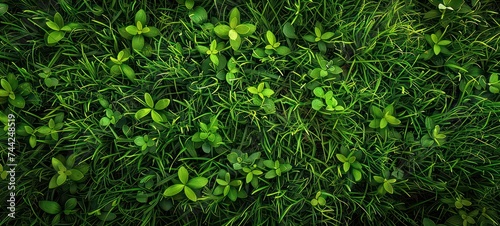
[226,72,236,85]
[318,41,327,53]
[380,118,388,129]
[51,157,64,171]
[266,31,276,44]
[265,170,277,179]
[310,68,321,79]
[44,77,58,87]
[373,176,385,183]
[213,185,224,195]
[214,25,231,39]
[229,34,241,50]
[303,34,316,42]
[57,173,67,186]
[352,169,362,181]
[29,135,37,148]
[261,89,274,97]
[9,95,25,108]
[135,108,151,120]
[318,197,326,206]
[144,93,154,108]
[246,172,253,183]
[46,21,60,31]
[184,0,194,9]
[134,137,145,146]
[343,162,350,172]
[425,117,435,131]
[433,44,441,55]
[313,87,325,97]
[47,31,65,44]
[431,34,439,43]
[282,22,298,39]
[186,177,208,189]
[0,3,8,16]
[210,54,219,66]
[64,198,77,210]
[438,40,451,45]
[163,184,184,197]
[311,99,324,111]
[125,25,138,35]
[461,199,472,206]
[384,114,401,125]
[67,169,84,181]
[275,46,291,56]
[314,27,322,38]
[39,201,62,214]
[184,186,198,201]
[311,199,318,206]
[227,187,237,201]
[189,6,208,24]
[120,64,136,80]
[1,79,11,92]
[216,178,228,186]
[54,12,64,28]
[247,87,259,94]
[154,99,170,110]
[263,160,275,168]
[228,29,238,40]
[143,27,160,38]
[97,212,117,221]
[336,154,347,162]
[235,24,250,35]
[321,32,335,40]
[229,8,240,28]
[372,106,383,118]
[454,200,463,209]
[132,35,145,50]
[383,181,394,194]
[178,166,189,185]
[49,175,59,188]
[135,9,147,25]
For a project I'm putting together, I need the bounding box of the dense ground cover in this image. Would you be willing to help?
[1,0,499,225]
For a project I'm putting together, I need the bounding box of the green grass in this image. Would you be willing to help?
[1,0,500,225]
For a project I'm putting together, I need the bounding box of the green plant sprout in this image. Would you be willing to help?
[303,22,337,53]
[312,87,344,111]
[336,149,363,182]
[488,73,500,94]
[191,115,224,153]
[38,68,58,87]
[119,9,160,51]
[263,159,292,179]
[108,49,135,81]
[196,39,225,67]
[49,154,88,189]
[38,114,65,141]
[134,135,156,154]
[0,73,32,108]
[369,104,401,129]
[98,96,123,127]
[224,57,240,85]
[134,93,170,123]
[421,30,452,60]
[247,82,276,114]
[241,164,263,189]
[421,117,447,147]
[227,150,261,170]
[309,55,343,79]
[373,175,397,194]
[214,7,256,51]
[39,198,78,225]
[163,166,208,201]
[45,12,79,44]
[310,191,326,207]
[213,170,247,201]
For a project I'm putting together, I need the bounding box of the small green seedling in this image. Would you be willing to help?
[421,117,447,147]
[241,164,263,189]
[163,166,208,201]
[98,97,123,127]
[421,30,452,59]
[310,191,326,207]
[446,209,479,226]
[424,0,472,21]
[227,150,261,170]
[224,57,240,85]
[45,12,79,44]
[109,49,135,81]
[336,149,363,181]
[213,170,246,201]
[0,73,32,108]
[247,82,274,100]
[38,114,65,141]
[309,55,343,79]
[38,68,59,87]
[134,93,170,123]
[488,73,500,94]
[134,135,156,153]
[247,82,276,114]
[311,87,344,111]
[49,154,88,189]
[191,115,224,153]
[39,198,78,225]
[303,22,337,53]
[369,104,401,129]
[196,40,225,67]
[263,159,292,179]
[119,9,160,51]
[214,7,256,51]
[373,175,397,194]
